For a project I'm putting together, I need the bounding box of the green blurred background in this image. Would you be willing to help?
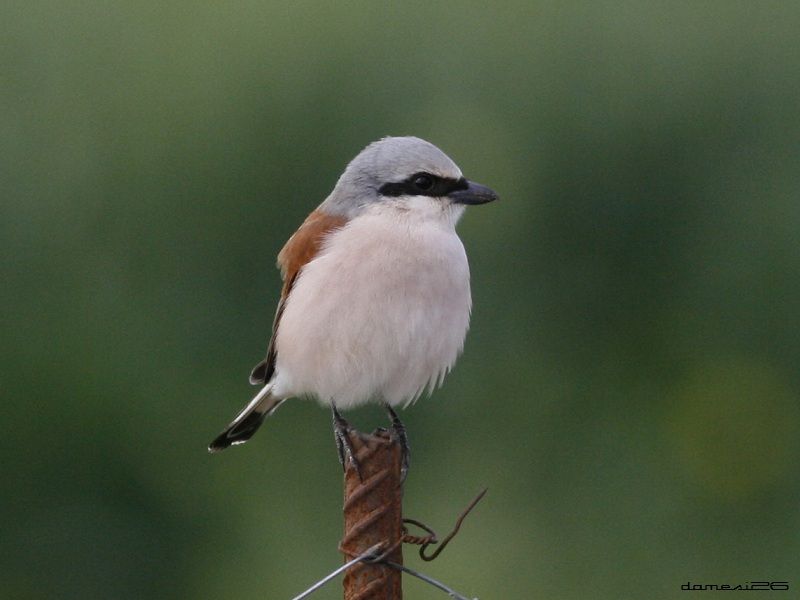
[3,2,800,598]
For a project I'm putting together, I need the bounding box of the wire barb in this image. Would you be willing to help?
[403,488,488,561]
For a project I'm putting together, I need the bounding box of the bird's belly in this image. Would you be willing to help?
[273,214,472,408]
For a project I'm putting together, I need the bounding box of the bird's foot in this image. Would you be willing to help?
[332,405,362,481]
[384,404,410,483]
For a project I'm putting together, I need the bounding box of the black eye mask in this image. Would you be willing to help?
[378,172,469,198]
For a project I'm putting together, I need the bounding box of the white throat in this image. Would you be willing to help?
[370,195,466,229]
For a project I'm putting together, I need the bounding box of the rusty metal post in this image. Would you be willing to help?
[340,429,403,600]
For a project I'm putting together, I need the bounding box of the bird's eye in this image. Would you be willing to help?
[413,174,434,191]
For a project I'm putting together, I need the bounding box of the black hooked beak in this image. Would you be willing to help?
[448,180,498,205]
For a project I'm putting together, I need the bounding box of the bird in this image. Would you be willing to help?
[208,136,497,477]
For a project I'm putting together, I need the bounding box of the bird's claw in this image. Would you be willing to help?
[385,404,410,483]
[332,406,363,481]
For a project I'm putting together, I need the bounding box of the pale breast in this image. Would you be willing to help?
[272,204,472,408]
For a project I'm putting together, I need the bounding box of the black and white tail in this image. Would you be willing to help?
[208,384,285,453]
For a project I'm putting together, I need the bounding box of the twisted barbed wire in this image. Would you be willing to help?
[291,488,487,600]
[291,543,385,600]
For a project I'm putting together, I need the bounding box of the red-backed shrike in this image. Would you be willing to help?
[209,136,497,474]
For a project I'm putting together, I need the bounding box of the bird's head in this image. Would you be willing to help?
[321,136,498,221]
